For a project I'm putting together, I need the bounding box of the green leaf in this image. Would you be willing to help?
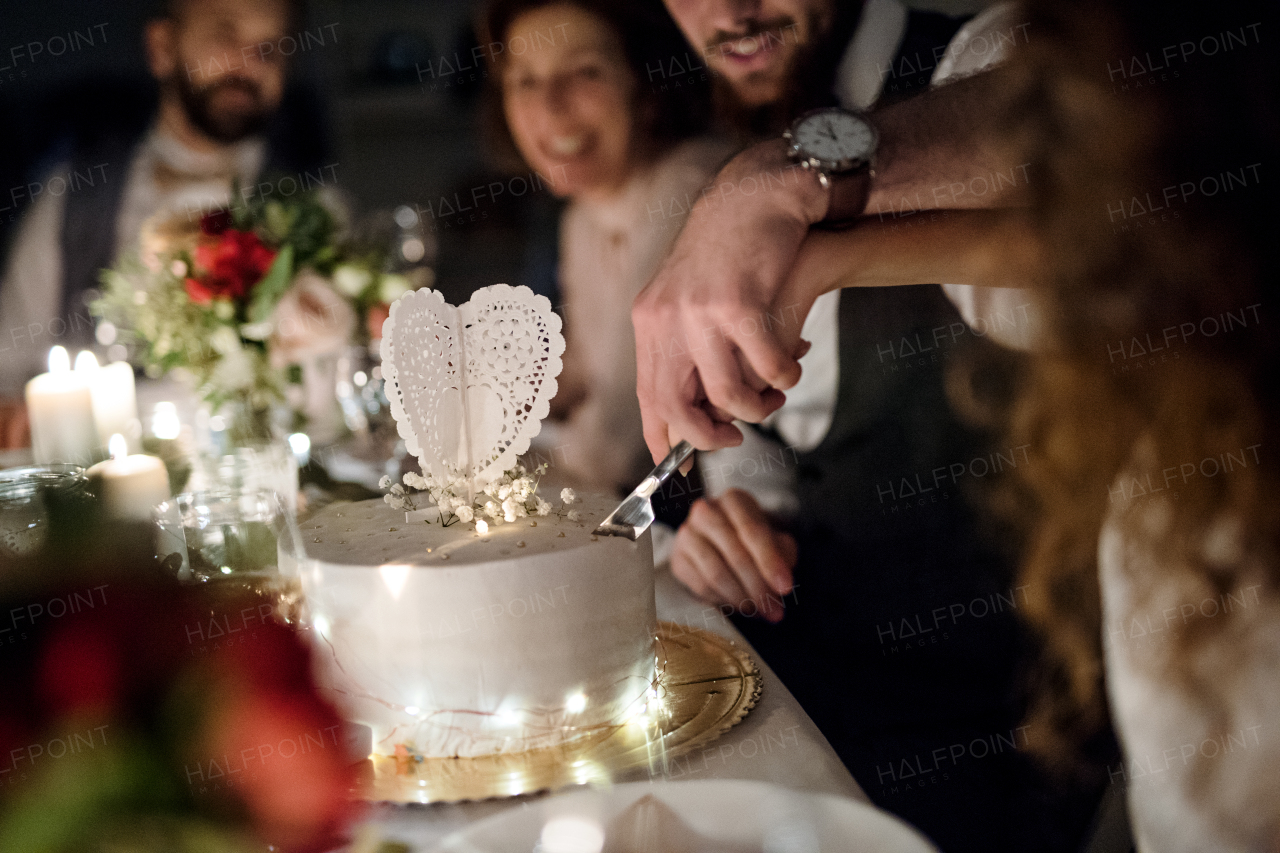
[247,244,294,325]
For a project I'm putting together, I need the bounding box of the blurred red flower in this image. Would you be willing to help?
[199,209,234,236]
[0,570,362,853]
[37,619,122,717]
[186,229,277,305]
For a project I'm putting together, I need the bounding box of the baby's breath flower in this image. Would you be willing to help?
[567,509,581,522]
[379,475,393,490]
[535,497,551,516]
[502,497,520,523]
[455,505,474,523]
[561,488,576,504]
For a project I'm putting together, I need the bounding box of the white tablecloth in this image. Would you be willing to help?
[356,567,864,851]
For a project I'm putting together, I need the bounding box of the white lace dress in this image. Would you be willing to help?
[1099,493,1280,852]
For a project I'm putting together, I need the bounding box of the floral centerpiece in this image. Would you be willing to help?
[0,504,364,853]
[94,191,415,444]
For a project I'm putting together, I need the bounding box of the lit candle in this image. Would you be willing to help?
[87,434,170,520]
[75,351,139,451]
[24,346,99,464]
[151,402,182,441]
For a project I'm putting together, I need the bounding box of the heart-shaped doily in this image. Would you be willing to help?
[380,284,564,489]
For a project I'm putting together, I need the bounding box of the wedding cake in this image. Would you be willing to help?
[297,494,656,757]
[294,284,658,757]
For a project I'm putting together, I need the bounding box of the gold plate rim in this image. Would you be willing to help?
[356,621,762,804]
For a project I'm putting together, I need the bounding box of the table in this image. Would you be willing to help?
[355,566,865,851]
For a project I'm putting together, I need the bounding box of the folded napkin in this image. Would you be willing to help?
[603,795,756,853]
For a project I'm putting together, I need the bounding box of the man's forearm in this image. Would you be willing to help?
[868,67,1024,218]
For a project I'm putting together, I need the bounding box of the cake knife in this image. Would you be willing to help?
[594,440,695,540]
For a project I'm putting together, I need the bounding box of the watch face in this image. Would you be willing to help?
[793,110,875,169]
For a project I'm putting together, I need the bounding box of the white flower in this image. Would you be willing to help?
[210,342,254,391]
[239,321,274,341]
[379,273,412,303]
[535,497,551,516]
[560,488,576,504]
[379,475,393,489]
[502,497,520,523]
[209,325,242,356]
[498,484,512,500]
[332,264,373,298]
[455,505,474,523]
[567,509,581,522]
[483,500,502,519]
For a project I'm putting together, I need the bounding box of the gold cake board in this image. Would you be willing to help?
[357,621,762,804]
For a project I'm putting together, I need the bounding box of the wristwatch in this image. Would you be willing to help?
[783,107,877,225]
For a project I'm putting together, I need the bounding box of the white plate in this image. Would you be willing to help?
[430,779,938,852]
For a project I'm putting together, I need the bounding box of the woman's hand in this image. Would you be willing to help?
[671,488,797,623]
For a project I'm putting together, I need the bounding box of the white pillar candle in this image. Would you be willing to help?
[25,346,99,465]
[75,351,140,451]
[87,434,170,520]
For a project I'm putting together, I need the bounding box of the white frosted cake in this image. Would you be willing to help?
[295,493,656,757]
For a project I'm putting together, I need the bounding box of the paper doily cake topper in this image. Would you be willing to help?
[380,284,564,494]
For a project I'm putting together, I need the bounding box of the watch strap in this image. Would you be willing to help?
[819,164,873,227]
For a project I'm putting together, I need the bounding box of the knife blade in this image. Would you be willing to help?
[593,440,696,540]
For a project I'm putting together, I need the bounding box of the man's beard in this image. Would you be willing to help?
[707,5,855,138]
[704,14,801,107]
[174,72,270,145]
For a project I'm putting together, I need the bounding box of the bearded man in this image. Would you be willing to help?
[0,0,328,431]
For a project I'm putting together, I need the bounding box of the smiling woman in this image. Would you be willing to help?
[478,0,728,494]
[480,0,712,196]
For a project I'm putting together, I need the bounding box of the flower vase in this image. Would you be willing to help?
[192,396,299,511]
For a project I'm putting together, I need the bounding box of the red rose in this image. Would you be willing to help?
[200,209,233,236]
[184,276,217,304]
[189,229,278,305]
[37,619,122,716]
[202,690,362,853]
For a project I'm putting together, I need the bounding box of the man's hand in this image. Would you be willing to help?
[671,489,797,623]
[633,140,828,463]
[0,399,30,450]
